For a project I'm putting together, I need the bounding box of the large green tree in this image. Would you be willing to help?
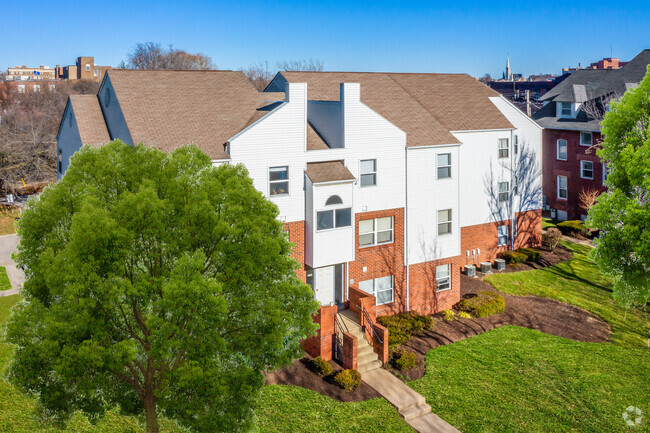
[5,141,318,432]
[588,65,650,308]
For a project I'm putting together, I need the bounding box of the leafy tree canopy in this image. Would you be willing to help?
[5,141,318,432]
[588,65,650,308]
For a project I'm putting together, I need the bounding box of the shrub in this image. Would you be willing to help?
[518,248,541,262]
[543,227,562,252]
[378,312,434,347]
[498,250,528,264]
[334,369,361,391]
[442,310,456,321]
[459,291,505,318]
[458,311,472,319]
[557,220,586,237]
[392,350,419,371]
[312,356,332,377]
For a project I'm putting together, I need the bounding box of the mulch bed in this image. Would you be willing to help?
[266,243,612,400]
[265,353,381,402]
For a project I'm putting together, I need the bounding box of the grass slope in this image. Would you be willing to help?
[409,326,650,433]
[0,267,12,292]
[256,385,411,433]
[0,207,20,236]
[485,241,648,348]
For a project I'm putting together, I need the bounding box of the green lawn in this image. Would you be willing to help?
[0,267,11,292]
[409,326,650,433]
[256,385,411,433]
[484,241,649,348]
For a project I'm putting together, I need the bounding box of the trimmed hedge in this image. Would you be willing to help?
[378,312,434,347]
[557,220,586,237]
[392,350,419,371]
[518,248,541,262]
[312,356,333,377]
[334,369,362,391]
[498,250,528,264]
[459,291,505,318]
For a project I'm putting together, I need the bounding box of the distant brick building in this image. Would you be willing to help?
[55,56,112,82]
[5,65,56,81]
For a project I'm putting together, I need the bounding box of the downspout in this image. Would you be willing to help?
[405,145,410,312]
[510,129,515,251]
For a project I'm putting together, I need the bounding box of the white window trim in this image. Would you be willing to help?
[315,207,352,232]
[559,102,572,118]
[359,159,377,187]
[580,131,593,147]
[360,276,394,305]
[498,138,509,159]
[498,181,509,203]
[436,152,452,180]
[437,209,452,236]
[556,139,567,161]
[498,225,509,247]
[435,264,451,292]
[557,175,568,200]
[359,216,394,248]
[268,166,289,196]
[580,160,594,180]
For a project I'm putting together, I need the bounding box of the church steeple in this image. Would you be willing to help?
[503,56,513,81]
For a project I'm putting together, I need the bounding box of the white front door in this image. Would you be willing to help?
[314,266,335,305]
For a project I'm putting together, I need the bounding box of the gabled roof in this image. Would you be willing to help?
[105,70,284,160]
[305,160,355,183]
[273,71,514,146]
[307,123,329,150]
[69,95,110,146]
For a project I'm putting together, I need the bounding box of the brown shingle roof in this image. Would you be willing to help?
[107,70,280,160]
[277,72,514,145]
[69,95,110,146]
[307,122,329,150]
[306,160,355,183]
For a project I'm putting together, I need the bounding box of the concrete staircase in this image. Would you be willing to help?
[337,310,382,374]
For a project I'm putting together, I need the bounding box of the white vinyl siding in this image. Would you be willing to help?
[580,160,594,179]
[557,139,567,160]
[557,175,568,199]
[436,264,451,291]
[360,275,393,305]
[359,216,393,247]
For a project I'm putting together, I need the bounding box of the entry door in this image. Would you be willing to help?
[314,266,335,305]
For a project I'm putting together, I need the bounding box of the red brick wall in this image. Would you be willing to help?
[301,304,337,360]
[407,256,462,315]
[542,129,606,220]
[284,220,306,282]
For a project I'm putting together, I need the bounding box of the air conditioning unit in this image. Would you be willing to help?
[464,265,476,277]
[494,258,506,271]
[480,262,492,273]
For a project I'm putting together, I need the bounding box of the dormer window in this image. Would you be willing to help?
[560,102,572,117]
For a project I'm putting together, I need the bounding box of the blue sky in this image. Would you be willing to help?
[1,0,649,77]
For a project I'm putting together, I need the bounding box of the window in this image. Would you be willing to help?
[514,135,519,154]
[560,102,571,117]
[17,84,25,93]
[325,195,343,206]
[269,166,289,195]
[580,160,594,179]
[58,149,62,173]
[33,84,41,92]
[602,163,609,183]
[580,131,592,146]
[360,275,393,305]
[85,64,90,71]
[359,216,393,247]
[94,69,98,77]
[556,139,567,160]
[360,159,377,187]
[498,225,509,246]
[437,153,451,179]
[316,208,352,231]
[557,175,567,199]
[498,182,509,202]
[513,175,519,196]
[498,138,509,158]
[49,84,55,91]
[437,209,452,235]
[436,265,451,291]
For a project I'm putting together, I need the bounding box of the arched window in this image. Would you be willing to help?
[325,195,343,206]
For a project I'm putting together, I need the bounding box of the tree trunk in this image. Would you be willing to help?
[144,391,160,433]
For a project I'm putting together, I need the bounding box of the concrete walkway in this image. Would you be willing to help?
[363,368,460,433]
[0,234,23,297]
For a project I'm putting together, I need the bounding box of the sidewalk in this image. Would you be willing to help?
[0,234,23,297]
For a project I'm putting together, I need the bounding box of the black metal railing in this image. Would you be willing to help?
[334,313,349,362]
[359,305,383,344]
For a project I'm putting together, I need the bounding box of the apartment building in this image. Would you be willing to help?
[534,49,650,220]
[57,69,542,367]
[5,65,56,81]
[55,56,112,81]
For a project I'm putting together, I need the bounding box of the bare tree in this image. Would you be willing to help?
[243,61,274,91]
[277,58,324,72]
[581,93,619,121]
[125,42,215,70]
[579,187,601,212]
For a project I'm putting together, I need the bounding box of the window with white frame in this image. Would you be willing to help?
[94,69,98,77]
[580,131,592,146]
[514,135,519,154]
[580,160,594,179]
[86,64,90,71]
[33,84,40,92]
[360,275,393,305]
[557,175,568,199]
[360,159,377,187]
[498,182,509,202]
[359,216,393,247]
[437,209,452,235]
[437,153,451,179]
[17,84,25,93]
[602,163,609,183]
[560,102,571,117]
[498,138,509,158]
[269,166,289,195]
[316,208,351,231]
[557,139,567,160]
[49,84,55,91]
[436,264,451,291]
[498,225,509,246]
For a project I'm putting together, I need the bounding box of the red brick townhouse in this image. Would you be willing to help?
[533,49,650,221]
[57,69,542,372]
